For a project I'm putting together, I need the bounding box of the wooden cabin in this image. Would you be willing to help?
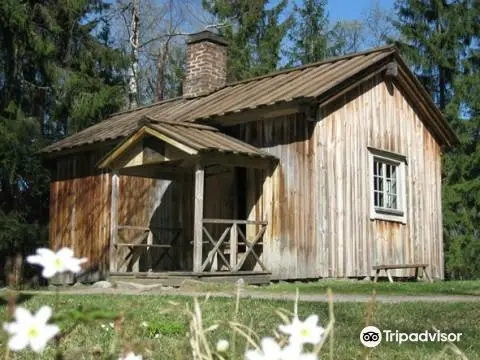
[42,31,457,283]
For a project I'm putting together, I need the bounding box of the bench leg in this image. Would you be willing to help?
[374,269,380,283]
[386,269,394,283]
[423,267,433,283]
[415,267,419,280]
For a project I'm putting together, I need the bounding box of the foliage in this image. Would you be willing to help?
[202,0,292,81]
[143,320,186,338]
[393,0,480,279]
[329,20,365,56]
[0,0,128,272]
[286,0,330,66]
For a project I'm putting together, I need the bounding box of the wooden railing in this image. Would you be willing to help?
[112,225,182,272]
[201,219,267,272]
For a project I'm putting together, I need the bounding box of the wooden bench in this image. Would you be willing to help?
[372,264,433,283]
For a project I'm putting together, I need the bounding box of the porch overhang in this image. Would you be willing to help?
[97,116,277,175]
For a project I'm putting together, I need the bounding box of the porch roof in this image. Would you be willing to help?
[98,116,276,170]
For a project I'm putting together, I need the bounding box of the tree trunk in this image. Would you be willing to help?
[128,0,140,109]
[155,40,171,102]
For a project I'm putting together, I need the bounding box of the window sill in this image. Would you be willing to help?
[370,209,406,224]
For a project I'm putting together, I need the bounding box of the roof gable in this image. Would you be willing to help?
[98,117,275,170]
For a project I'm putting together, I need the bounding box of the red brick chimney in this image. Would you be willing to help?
[183,30,228,98]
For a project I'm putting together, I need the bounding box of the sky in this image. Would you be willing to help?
[327,0,395,22]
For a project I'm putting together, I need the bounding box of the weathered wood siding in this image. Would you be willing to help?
[49,151,112,275]
[49,150,193,274]
[234,114,318,279]
[236,75,444,279]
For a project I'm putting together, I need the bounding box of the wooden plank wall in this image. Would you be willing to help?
[49,150,194,274]
[49,150,111,275]
[316,75,443,279]
[235,74,444,280]
[235,114,318,279]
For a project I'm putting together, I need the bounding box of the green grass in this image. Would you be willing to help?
[247,280,480,296]
[0,294,479,359]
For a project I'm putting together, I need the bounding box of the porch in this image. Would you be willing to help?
[100,117,276,283]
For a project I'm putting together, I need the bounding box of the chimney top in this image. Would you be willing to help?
[187,30,228,47]
[183,30,228,98]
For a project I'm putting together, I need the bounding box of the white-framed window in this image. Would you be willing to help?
[368,147,407,223]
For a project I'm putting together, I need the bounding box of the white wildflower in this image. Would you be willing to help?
[3,306,59,353]
[27,248,87,278]
[245,337,317,360]
[216,339,229,352]
[119,352,142,360]
[279,315,324,346]
[141,321,148,328]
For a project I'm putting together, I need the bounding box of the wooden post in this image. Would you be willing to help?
[230,223,238,270]
[109,170,119,273]
[193,162,204,273]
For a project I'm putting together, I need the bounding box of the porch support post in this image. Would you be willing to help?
[230,223,238,269]
[109,170,119,274]
[193,162,205,273]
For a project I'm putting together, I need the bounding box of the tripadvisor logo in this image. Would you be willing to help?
[360,326,462,347]
[360,326,382,348]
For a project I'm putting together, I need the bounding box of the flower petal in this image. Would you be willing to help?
[29,334,48,353]
[65,262,82,273]
[26,255,44,265]
[260,337,281,356]
[245,349,265,360]
[304,315,319,327]
[3,322,20,334]
[8,334,29,351]
[43,324,60,341]
[42,265,58,278]
[56,248,74,259]
[34,306,52,325]
[15,307,33,324]
[36,248,56,258]
[278,324,294,335]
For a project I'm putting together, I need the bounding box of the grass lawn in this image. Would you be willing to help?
[244,280,480,296]
[0,293,478,359]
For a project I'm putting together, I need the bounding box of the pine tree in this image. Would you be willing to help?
[286,0,330,66]
[0,0,128,262]
[202,0,292,81]
[394,0,480,278]
[393,0,464,111]
[442,1,480,279]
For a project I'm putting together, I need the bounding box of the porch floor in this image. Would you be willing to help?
[109,270,271,286]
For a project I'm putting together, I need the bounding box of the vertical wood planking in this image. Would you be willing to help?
[109,170,119,272]
[193,162,205,273]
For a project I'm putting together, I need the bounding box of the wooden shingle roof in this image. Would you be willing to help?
[42,44,457,155]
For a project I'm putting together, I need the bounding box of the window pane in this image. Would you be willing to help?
[378,176,383,192]
[390,180,397,195]
[372,156,402,211]
[391,195,397,209]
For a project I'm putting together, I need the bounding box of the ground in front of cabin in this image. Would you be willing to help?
[0,281,479,359]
